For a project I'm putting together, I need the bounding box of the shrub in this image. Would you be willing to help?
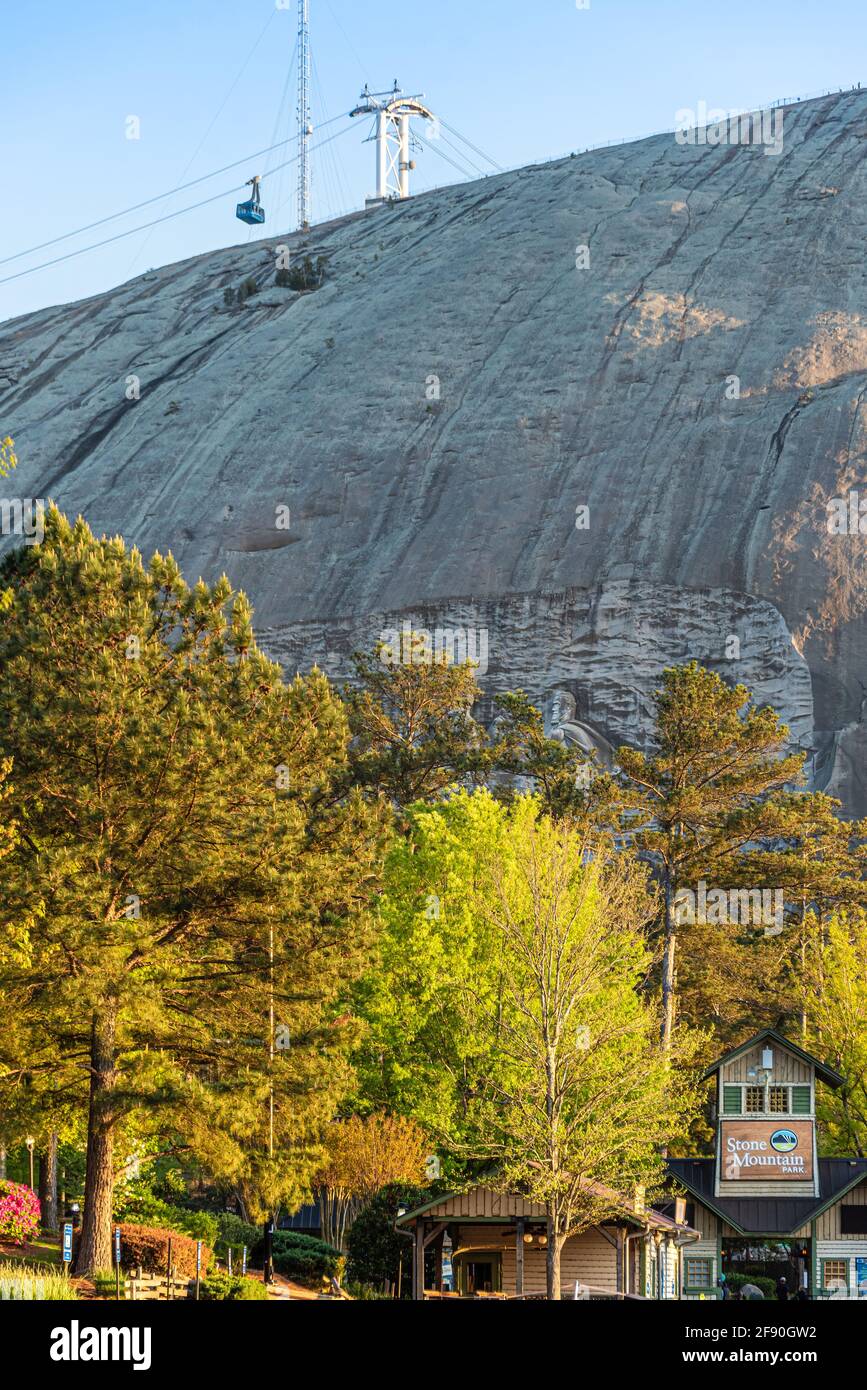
[115,1195,218,1247]
[275,256,326,292]
[91,1268,126,1298]
[346,1183,429,1292]
[200,1272,269,1301]
[0,1260,76,1300]
[117,1224,210,1280]
[215,1213,261,1261]
[346,1281,393,1300]
[725,1272,776,1300]
[271,1231,342,1287]
[0,1180,41,1245]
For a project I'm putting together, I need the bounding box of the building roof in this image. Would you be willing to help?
[666,1157,867,1235]
[700,1029,844,1089]
[396,1181,697,1237]
[280,1202,320,1232]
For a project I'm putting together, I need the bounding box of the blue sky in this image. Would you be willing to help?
[2,0,865,322]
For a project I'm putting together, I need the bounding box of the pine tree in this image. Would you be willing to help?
[617,664,804,1049]
[341,634,489,815]
[0,510,386,1271]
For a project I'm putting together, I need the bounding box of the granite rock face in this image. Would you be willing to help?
[3,92,867,804]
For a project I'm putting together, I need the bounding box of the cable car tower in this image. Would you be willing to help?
[350,83,436,206]
[297,0,312,230]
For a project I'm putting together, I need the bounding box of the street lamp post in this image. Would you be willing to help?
[25,1136,35,1192]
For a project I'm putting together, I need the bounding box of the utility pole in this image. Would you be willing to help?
[297,0,312,230]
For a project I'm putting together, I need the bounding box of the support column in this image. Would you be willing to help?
[399,114,411,198]
[515,1218,525,1298]
[414,1222,425,1301]
[377,112,389,200]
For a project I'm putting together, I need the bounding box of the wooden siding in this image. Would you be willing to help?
[681,1240,717,1300]
[690,1201,719,1240]
[816,1243,867,1293]
[718,1180,815,1198]
[721,1044,810,1085]
[444,1222,619,1296]
[421,1188,548,1221]
[503,1226,618,1296]
[815,1178,867,1240]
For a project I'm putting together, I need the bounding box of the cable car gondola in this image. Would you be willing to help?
[236,175,265,226]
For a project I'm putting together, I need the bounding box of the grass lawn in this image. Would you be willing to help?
[0,1232,62,1266]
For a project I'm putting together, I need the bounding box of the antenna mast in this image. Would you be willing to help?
[297,0,312,230]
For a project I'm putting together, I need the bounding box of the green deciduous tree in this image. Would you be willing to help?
[352,788,512,1139]
[799,909,867,1157]
[0,510,386,1272]
[456,798,700,1300]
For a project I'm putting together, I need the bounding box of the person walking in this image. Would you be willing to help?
[776,1275,789,1302]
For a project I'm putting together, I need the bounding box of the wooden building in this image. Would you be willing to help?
[395,1182,700,1300]
[665,1030,867,1299]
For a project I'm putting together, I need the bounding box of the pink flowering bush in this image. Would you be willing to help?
[0,1180,41,1245]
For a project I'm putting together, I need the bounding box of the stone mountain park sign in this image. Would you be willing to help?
[720,1121,814,1181]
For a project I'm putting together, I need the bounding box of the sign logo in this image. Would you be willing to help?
[49,1321,152,1371]
[770,1129,798,1153]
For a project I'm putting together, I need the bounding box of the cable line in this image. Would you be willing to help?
[127,4,281,272]
[0,123,356,287]
[414,130,481,182]
[0,114,349,269]
[437,131,489,178]
[439,118,503,172]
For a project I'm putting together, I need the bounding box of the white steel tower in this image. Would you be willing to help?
[350,83,436,204]
[297,0,312,230]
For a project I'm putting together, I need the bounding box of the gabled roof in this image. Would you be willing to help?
[396,1181,697,1235]
[700,1028,845,1089]
[666,1157,867,1235]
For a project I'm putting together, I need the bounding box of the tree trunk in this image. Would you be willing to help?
[0,1148,5,1179]
[38,1132,59,1231]
[545,1213,562,1300]
[660,871,676,1050]
[75,1013,117,1275]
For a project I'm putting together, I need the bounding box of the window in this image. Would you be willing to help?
[685,1257,713,1289]
[723,1085,741,1115]
[742,1085,791,1114]
[841,1206,867,1235]
[745,1086,764,1113]
[791,1085,812,1115]
[823,1259,848,1289]
[769,1086,788,1113]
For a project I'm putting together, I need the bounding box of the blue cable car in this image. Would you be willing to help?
[236,175,265,226]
